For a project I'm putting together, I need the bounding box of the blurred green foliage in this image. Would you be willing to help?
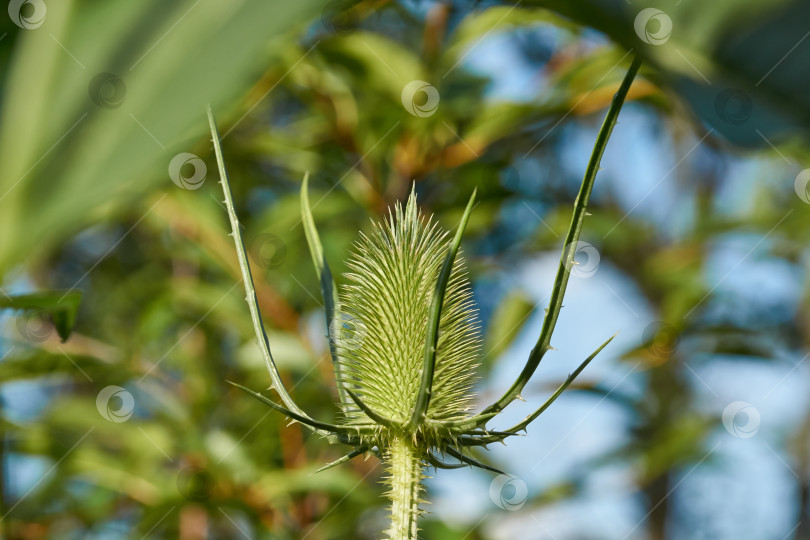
[0,0,809,538]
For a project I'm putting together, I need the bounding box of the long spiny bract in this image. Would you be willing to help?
[336,190,481,434]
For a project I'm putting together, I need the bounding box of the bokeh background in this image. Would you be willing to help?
[1,0,809,538]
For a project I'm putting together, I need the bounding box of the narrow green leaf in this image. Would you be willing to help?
[208,106,312,420]
[427,411,498,432]
[426,452,466,470]
[0,290,82,342]
[300,174,349,405]
[346,389,397,428]
[226,381,374,439]
[313,447,368,474]
[445,447,505,475]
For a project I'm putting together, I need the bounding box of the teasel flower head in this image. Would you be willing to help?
[334,189,482,443]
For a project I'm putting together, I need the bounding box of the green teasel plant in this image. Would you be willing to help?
[207,57,641,539]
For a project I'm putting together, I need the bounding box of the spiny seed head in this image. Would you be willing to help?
[334,190,481,435]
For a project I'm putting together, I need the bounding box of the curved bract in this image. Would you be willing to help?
[207,54,641,540]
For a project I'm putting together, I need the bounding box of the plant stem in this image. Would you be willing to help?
[385,437,423,540]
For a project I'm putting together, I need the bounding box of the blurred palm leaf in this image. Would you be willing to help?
[0,0,327,275]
